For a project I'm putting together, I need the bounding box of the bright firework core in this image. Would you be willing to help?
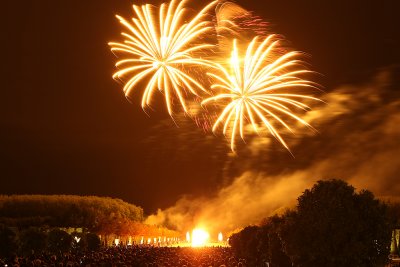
[191,228,210,247]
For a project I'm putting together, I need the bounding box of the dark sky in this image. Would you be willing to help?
[2,0,400,214]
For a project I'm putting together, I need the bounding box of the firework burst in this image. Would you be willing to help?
[202,36,321,152]
[109,0,217,116]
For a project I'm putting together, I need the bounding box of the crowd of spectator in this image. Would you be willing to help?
[0,246,248,267]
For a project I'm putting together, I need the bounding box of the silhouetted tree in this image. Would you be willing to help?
[259,216,292,267]
[0,224,17,258]
[280,179,392,267]
[230,180,392,267]
[229,226,260,265]
[86,233,101,251]
[229,217,292,267]
[47,229,72,253]
[19,227,47,256]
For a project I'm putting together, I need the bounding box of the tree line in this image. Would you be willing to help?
[0,195,143,233]
[229,179,398,267]
[0,195,179,241]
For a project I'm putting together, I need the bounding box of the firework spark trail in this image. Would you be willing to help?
[215,1,269,55]
[202,36,321,152]
[109,0,217,116]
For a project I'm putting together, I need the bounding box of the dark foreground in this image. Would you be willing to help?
[1,246,247,267]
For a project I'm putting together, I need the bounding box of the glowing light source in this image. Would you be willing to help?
[218,232,223,242]
[114,238,120,246]
[191,228,209,247]
[186,231,190,242]
[74,236,81,243]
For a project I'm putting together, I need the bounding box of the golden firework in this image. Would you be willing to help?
[109,0,217,115]
[202,36,320,151]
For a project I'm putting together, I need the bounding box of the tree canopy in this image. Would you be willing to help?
[281,179,392,267]
[0,195,143,233]
[229,179,393,267]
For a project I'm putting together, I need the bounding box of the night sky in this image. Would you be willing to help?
[2,0,400,214]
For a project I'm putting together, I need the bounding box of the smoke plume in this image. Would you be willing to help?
[146,66,400,235]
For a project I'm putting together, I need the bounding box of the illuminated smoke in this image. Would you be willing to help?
[146,67,400,233]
